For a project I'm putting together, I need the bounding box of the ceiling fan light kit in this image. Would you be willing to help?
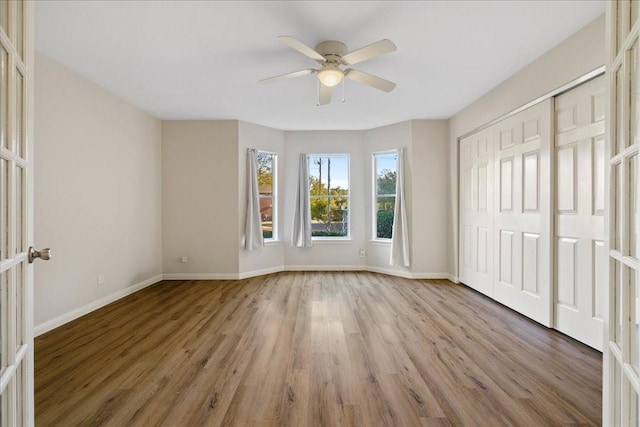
[317,64,344,87]
[260,36,397,105]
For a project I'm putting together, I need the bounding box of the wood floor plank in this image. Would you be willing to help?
[35,272,602,426]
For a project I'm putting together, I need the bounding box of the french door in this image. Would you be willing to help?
[0,0,34,425]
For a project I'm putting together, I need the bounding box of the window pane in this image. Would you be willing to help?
[311,197,348,237]
[260,196,273,239]
[377,196,395,239]
[376,152,397,196]
[375,152,397,239]
[309,155,349,238]
[257,152,275,240]
[309,155,349,196]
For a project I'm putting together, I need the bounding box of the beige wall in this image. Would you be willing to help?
[363,120,451,278]
[363,122,413,275]
[411,120,451,276]
[161,120,239,278]
[238,121,285,276]
[283,131,368,269]
[34,52,163,333]
[448,14,606,278]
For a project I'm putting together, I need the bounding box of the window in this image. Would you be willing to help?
[374,151,397,239]
[257,151,276,240]
[308,154,349,238]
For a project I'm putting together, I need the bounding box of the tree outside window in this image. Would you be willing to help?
[257,152,276,240]
[374,151,397,239]
[308,155,349,238]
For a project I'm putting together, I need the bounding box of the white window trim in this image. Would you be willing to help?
[257,150,277,242]
[372,149,398,242]
[308,153,351,240]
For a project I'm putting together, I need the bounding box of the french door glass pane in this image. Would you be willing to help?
[632,379,640,427]
[619,1,630,53]
[615,361,623,426]
[15,364,23,426]
[0,1,7,37]
[1,158,8,260]
[634,0,640,33]
[617,67,625,156]
[15,263,22,347]
[0,270,7,372]
[631,154,639,259]
[616,260,624,345]
[15,0,23,61]
[633,40,639,147]
[1,47,7,151]
[631,268,640,370]
[15,166,23,254]
[15,70,23,158]
[613,163,623,251]
[0,377,8,427]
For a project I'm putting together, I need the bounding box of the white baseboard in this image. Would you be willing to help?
[365,265,413,279]
[34,274,164,337]
[164,267,457,282]
[238,266,285,279]
[162,272,239,280]
[284,264,365,272]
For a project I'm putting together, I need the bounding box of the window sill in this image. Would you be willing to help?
[264,239,281,246]
[370,239,392,246]
[312,238,352,245]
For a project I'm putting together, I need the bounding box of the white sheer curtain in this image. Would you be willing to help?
[292,153,312,247]
[390,147,410,266]
[244,149,264,250]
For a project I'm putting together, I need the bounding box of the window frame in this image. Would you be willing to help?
[372,150,398,241]
[308,153,351,240]
[256,150,277,242]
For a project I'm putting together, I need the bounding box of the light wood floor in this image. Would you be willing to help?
[35,272,601,426]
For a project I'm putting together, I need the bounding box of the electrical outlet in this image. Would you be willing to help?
[180,256,188,263]
[359,248,366,258]
[97,275,105,286]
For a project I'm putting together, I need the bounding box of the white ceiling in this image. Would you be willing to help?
[35,1,605,131]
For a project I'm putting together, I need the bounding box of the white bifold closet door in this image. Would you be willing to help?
[493,100,553,327]
[459,127,494,297]
[554,76,606,351]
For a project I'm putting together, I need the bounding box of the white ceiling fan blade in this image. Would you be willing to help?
[277,36,326,63]
[342,39,396,65]
[318,82,332,105]
[345,69,396,92]
[260,69,315,84]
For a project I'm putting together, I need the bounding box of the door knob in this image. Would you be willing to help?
[28,247,51,263]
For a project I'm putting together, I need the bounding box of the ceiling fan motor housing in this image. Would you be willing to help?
[314,40,348,63]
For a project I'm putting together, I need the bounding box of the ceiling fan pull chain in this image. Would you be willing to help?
[316,80,320,106]
[341,78,346,103]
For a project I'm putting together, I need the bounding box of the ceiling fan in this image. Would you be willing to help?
[260,36,397,105]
